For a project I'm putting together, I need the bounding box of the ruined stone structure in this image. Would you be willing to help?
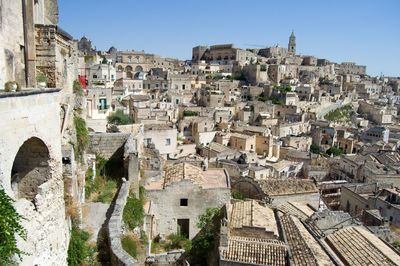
[0,90,68,265]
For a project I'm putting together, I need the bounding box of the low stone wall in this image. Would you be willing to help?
[107,179,138,266]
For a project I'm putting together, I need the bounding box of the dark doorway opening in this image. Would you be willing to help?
[177,219,189,238]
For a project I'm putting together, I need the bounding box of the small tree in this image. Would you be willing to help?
[107,110,133,125]
[123,192,145,230]
[326,147,343,157]
[0,188,27,264]
[188,208,220,264]
[310,144,321,154]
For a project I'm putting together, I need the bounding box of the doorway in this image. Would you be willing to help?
[177,219,189,238]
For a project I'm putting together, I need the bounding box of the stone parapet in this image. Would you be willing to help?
[107,178,138,266]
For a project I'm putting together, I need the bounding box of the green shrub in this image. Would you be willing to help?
[165,233,191,251]
[183,110,199,117]
[107,110,133,125]
[326,147,343,157]
[67,225,91,266]
[74,114,89,160]
[123,194,145,230]
[232,191,245,200]
[188,207,220,264]
[121,235,137,258]
[257,93,283,105]
[0,188,27,264]
[73,80,83,96]
[310,144,321,154]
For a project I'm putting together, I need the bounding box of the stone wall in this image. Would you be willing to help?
[107,178,138,266]
[89,132,130,160]
[0,90,68,265]
[146,180,231,239]
[0,0,26,87]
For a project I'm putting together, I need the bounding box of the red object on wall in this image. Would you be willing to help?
[78,75,87,89]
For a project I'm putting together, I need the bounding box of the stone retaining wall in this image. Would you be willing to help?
[107,178,138,266]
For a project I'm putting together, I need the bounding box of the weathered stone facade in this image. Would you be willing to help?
[0,90,68,265]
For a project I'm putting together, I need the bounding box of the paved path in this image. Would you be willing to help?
[82,202,110,243]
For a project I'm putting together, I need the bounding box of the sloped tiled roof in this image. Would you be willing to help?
[220,236,287,266]
[163,162,204,188]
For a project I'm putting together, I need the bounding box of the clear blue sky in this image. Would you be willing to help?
[59,0,399,77]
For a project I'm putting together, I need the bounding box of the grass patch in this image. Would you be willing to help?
[121,234,137,258]
[150,234,191,254]
[85,155,118,203]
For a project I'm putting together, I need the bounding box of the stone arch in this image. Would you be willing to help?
[11,137,51,201]
[135,65,143,72]
[125,65,133,72]
[231,177,264,200]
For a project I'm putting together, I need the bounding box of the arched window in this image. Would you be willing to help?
[117,65,123,72]
[135,65,143,72]
[125,65,133,72]
[126,71,133,79]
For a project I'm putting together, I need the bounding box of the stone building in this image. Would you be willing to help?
[145,162,231,239]
[0,0,79,91]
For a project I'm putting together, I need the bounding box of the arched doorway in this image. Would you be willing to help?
[11,137,51,201]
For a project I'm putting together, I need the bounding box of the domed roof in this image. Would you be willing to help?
[108,46,117,53]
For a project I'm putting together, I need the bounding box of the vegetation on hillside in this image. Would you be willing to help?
[73,80,83,96]
[67,224,97,266]
[257,93,283,105]
[310,144,321,154]
[85,155,118,203]
[107,110,133,125]
[183,110,199,117]
[187,207,221,265]
[121,234,137,258]
[324,105,353,123]
[123,187,145,230]
[74,114,89,161]
[0,188,27,264]
[326,146,343,157]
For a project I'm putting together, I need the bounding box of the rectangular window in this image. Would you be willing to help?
[166,138,171,145]
[182,84,185,90]
[180,198,188,206]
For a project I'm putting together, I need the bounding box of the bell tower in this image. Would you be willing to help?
[288,31,296,55]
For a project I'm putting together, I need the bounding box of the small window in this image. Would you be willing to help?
[180,198,188,206]
[166,138,171,145]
